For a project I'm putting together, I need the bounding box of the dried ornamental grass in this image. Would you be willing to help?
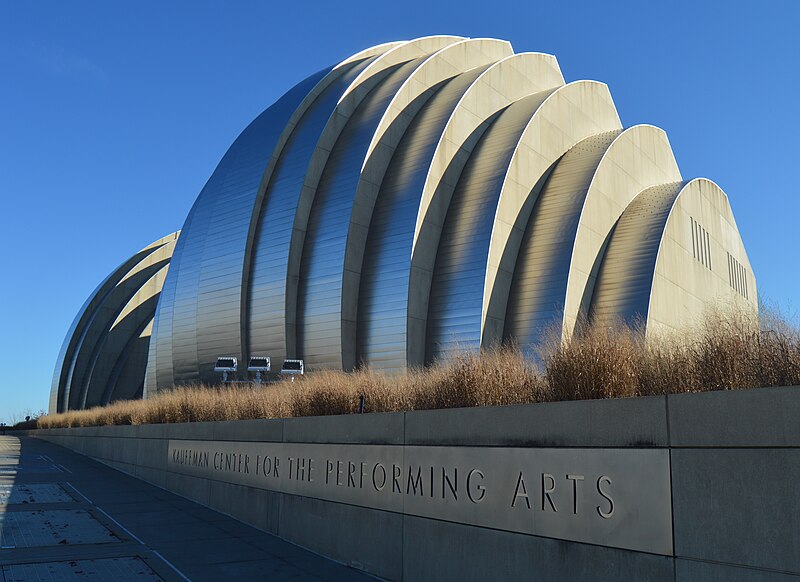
[35,307,800,429]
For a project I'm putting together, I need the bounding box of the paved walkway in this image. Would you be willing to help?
[0,435,373,581]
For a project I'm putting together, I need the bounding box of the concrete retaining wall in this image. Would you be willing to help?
[26,386,800,581]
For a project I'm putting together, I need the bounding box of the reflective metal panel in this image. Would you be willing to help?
[168,439,673,555]
[504,132,619,350]
[426,95,549,363]
[246,59,375,365]
[162,67,331,387]
[590,182,684,327]
[297,60,425,369]
[357,68,486,371]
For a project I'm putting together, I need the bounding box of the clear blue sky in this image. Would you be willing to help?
[1,1,797,421]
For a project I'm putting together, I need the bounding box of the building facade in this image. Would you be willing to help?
[50,37,756,413]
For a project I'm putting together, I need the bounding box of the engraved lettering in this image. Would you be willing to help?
[262,455,272,477]
[407,465,423,496]
[442,467,457,500]
[467,469,485,503]
[326,460,334,484]
[372,463,387,491]
[511,472,530,509]
[566,474,584,514]
[542,473,557,512]
[596,475,614,518]
[336,460,343,486]
[392,464,401,493]
[347,461,356,487]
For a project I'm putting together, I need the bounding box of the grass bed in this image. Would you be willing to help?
[37,308,800,429]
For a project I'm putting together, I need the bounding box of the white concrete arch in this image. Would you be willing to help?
[406,52,565,365]
[111,263,171,331]
[561,125,682,337]
[338,38,513,369]
[117,235,177,287]
[283,38,464,351]
[647,178,757,335]
[364,38,513,165]
[336,41,407,69]
[480,81,622,345]
[411,52,565,254]
[339,36,463,105]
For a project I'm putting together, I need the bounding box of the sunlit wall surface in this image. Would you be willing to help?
[51,37,756,412]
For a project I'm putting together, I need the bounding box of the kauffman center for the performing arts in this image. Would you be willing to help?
[51,36,757,413]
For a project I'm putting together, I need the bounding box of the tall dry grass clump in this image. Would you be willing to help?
[36,306,799,429]
[691,307,800,390]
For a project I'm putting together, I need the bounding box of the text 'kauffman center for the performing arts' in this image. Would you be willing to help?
[50,36,757,414]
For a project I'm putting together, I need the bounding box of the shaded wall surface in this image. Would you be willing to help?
[28,386,800,581]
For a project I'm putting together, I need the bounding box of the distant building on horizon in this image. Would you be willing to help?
[50,36,756,413]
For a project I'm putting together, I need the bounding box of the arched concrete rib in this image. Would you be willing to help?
[83,264,170,407]
[82,289,163,409]
[298,58,445,369]
[589,181,686,329]
[243,58,379,373]
[335,41,407,69]
[245,37,461,369]
[562,125,681,337]
[502,131,621,350]
[72,242,176,409]
[425,93,559,362]
[645,178,757,335]
[102,315,154,405]
[477,81,622,348]
[50,233,177,413]
[50,234,172,413]
[363,38,513,166]
[246,36,462,369]
[407,52,565,366]
[355,67,494,371]
[339,38,513,370]
[338,37,463,105]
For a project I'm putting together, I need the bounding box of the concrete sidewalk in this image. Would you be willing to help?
[0,435,373,581]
